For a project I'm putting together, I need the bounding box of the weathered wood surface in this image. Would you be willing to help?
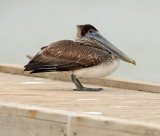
[0,72,160,124]
[0,64,160,93]
[1,102,160,136]
[0,64,160,136]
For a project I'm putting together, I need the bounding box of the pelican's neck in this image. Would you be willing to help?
[76,27,83,39]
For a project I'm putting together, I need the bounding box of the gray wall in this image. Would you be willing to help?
[0,0,160,82]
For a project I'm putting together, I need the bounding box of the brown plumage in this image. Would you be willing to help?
[24,39,113,73]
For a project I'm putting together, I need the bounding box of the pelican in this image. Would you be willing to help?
[24,24,136,91]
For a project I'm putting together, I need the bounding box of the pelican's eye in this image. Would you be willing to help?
[88,30,93,33]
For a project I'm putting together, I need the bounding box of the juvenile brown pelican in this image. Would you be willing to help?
[24,24,136,91]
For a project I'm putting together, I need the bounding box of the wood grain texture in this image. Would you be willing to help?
[1,103,160,136]
[0,64,159,93]
[0,71,160,135]
[0,113,67,136]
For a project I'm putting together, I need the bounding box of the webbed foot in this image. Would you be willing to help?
[71,74,103,91]
[74,87,103,91]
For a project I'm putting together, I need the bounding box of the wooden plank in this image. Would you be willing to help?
[1,102,160,136]
[0,64,160,135]
[70,125,141,136]
[0,113,67,136]
[1,72,160,124]
[0,64,159,93]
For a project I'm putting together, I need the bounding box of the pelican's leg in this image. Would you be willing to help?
[71,74,103,91]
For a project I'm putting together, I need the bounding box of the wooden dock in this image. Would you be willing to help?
[0,64,160,136]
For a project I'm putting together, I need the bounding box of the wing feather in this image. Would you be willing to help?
[24,40,110,73]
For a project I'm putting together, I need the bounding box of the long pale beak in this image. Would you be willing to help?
[85,32,136,65]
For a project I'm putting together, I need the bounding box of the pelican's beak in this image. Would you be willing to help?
[85,32,136,65]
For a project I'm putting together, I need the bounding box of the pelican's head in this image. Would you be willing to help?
[76,24,98,39]
[77,24,136,65]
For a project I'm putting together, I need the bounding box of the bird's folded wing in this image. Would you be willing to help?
[24,40,110,73]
